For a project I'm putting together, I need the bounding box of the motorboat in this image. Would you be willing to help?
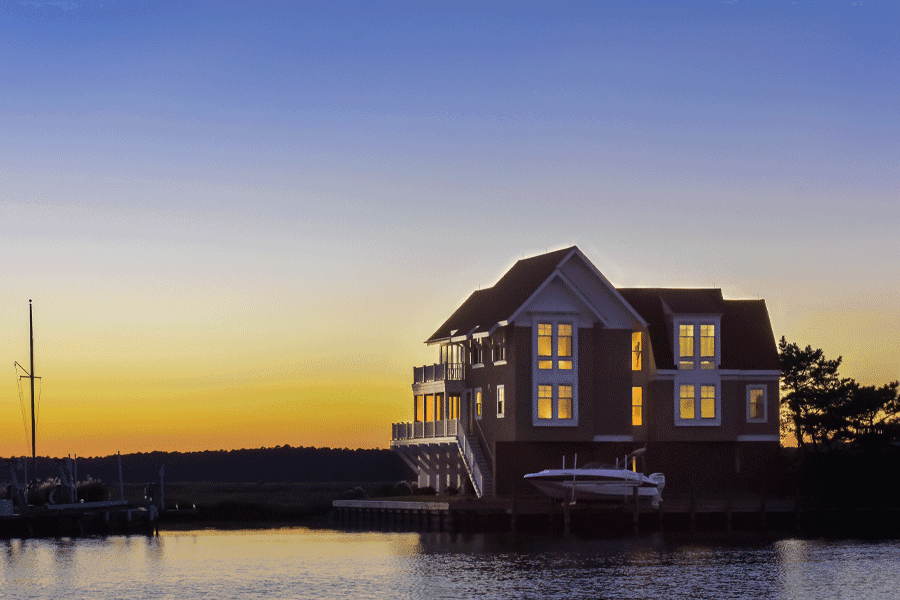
[524,448,665,508]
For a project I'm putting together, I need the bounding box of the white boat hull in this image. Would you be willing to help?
[525,469,665,508]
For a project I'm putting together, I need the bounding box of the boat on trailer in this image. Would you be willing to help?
[524,448,665,508]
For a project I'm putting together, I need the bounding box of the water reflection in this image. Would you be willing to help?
[0,529,898,599]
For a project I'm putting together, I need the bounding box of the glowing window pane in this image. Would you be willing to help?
[538,323,552,357]
[475,390,482,417]
[749,388,764,419]
[679,324,694,359]
[558,385,573,419]
[558,360,572,370]
[701,385,715,419]
[497,386,505,417]
[538,385,553,419]
[632,387,642,426]
[538,360,553,370]
[425,394,434,422]
[632,332,642,371]
[680,385,695,420]
[435,393,443,421]
[558,324,572,358]
[700,324,715,360]
[679,361,694,370]
[700,360,715,370]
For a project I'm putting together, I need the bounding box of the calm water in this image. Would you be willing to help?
[1,527,898,599]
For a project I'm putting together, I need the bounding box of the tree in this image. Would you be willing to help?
[778,337,850,451]
[780,336,900,451]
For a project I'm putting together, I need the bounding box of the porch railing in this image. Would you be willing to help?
[413,363,465,384]
[392,418,459,441]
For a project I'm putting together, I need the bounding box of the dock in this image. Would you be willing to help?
[333,495,805,536]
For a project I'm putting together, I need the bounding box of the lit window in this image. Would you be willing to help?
[538,323,552,369]
[415,395,424,422]
[425,394,434,421]
[679,385,694,420]
[558,324,573,369]
[496,385,505,418]
[748,385,766,422]
[700,385,716,419]
[538,385,553,419]
[632,332,642,371]
[558,385,573,419]
[449,395,460,420]
[475,389,482,418]
[700,325,715,369]
[632,387,642,426]
[679,324,694,370]
[435,393,444,421]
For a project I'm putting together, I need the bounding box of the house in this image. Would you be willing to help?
[391,246,781,497]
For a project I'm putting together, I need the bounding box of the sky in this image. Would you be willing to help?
[0,0,897,458]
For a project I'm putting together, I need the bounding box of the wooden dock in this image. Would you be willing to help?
[332,495,808,537]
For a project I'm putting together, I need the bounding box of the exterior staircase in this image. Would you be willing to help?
[456,431,494,498]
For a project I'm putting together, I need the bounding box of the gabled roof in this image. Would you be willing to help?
[617,288,779,370]
[426,246,575,343]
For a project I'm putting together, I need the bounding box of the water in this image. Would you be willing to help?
[1,528,899,599]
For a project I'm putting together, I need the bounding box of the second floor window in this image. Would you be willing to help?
[632,332,642,370]
[538,322,574,370]
[679,325,694,370]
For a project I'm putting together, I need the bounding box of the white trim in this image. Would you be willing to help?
[746,384,768,423]
[592,435,634,442]
[474,387,483,420]
[720,370,781,378]
[736,434,779,442]
[560,247,649,327]
[531,315,579,427]
[493,360,507,366]
[674,381,721,426]
[496,384,505,418]
[509,271,609,327]
[554,270,611,326]
[471,363,484,369]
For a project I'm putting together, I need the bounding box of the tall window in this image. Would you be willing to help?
[537,384,573,421]
[538,385,553,419]
[533,317,577,426]
[632,332,642,370]
[679,385,694,420]
[496,385,505,418]
[747,385,766,422]
[632,387,643,426]
[558,324,573,369]
[538,323,553,369]
[679,325,694,370]
[700,325,716,369]
[700,386,715,418]
[475,388,482,418]
[679,384,718,421]
[448,395,460,420]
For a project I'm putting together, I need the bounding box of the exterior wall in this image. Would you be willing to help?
[643,441,780,493]
[648,378,779,443]
[588,325,632,439]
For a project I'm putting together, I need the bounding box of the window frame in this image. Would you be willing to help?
[532,315,578,426]
[747,384,767,423]
[632,386,643,426]
[475,387,482,420]
[496,384,505,418]
[674,382,721,426]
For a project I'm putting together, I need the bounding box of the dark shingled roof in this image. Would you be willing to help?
[426,250,779,372]
[426,246,575,343]
[618,288,778,370]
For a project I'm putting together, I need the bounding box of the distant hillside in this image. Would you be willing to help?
[8,446,414,484]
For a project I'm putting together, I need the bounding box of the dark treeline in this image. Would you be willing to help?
[11,446,413,485]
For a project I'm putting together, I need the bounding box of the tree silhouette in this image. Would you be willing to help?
[780,336,900,451]
[778,336,849,451]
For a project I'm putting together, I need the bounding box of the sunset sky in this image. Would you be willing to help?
[1,1,897,458]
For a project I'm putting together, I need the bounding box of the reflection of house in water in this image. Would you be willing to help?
[391,246,781,496]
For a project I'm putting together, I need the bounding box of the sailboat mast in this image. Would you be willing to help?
[29,299,36,483]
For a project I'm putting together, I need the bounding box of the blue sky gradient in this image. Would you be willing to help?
[0,0,897,454]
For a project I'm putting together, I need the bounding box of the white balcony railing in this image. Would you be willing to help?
[413,363,465,384]
[392,419,459,441]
